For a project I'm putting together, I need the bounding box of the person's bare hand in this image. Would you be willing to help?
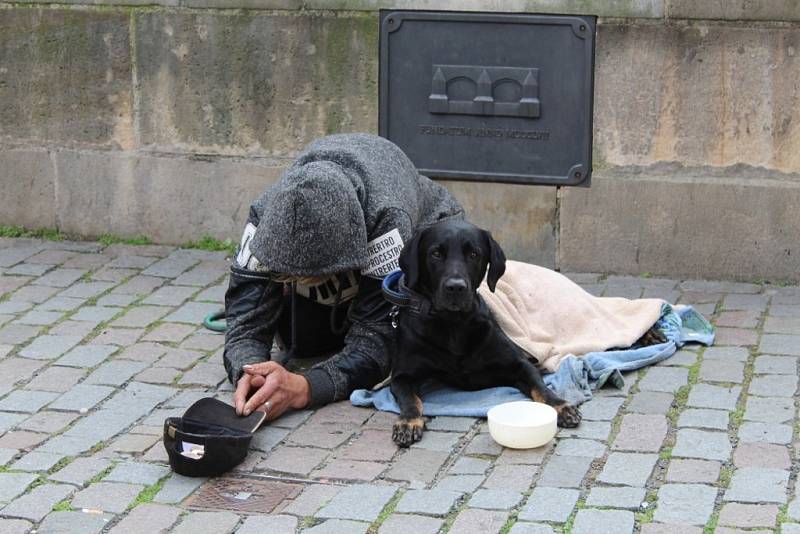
[238,362,311,420]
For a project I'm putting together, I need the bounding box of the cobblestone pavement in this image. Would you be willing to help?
[0,237,799,533]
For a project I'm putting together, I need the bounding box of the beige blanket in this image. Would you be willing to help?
[478,261,664,372]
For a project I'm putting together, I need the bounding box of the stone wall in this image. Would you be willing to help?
[1,1,799,281]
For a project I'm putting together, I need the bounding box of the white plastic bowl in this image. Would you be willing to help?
[487,401,558,449]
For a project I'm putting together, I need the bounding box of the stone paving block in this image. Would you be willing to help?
[338,430,397,462]
[699,359,745,383]
[753,355,797,374]
[280,483,342,516]
[0,431,47,451]
[105,462,170,486]
[739,422,793,444]
[733,442,791,469]
[108,433,161,454]
[305,519,370,534]
[142,323,196,343]
[386,449,449,484]
[790,497,800,521]
[396,489,463,516]
[676,408,729,430]
[36,434,99,456]
[718,503,778,529]
[56,344,118,367]
[554,438,606,458]
[317,484,398,522]
[71,306,120,323]
[483,464,538,492]
[111,306,170,328]
[379,514,443,534]
[448,509,507,534]
[715,327,759,346]
[107,255,157,269]
[179,332,224,351]
[0,390,58,413]
[194,283,225,303]
[312,459,387,481]
[10,451,64,472]
[666,459,721,484]
[639,367,688,393]
[25,250,76,265]
[613,414,667,452]
[48,320,97,339]
[556,420,612,441]
[426,416,476,432]
[724,467,789,503]
[0,324,41,345]
[0,473,38,503]
[91,267,137,283]
[578,396,624,420]
[517,487,579,523]
[39,296,86,312]
[17,310,64,326]
[412,431,462,452]
[435,475,485,493]
[96,294,137,307]
[686,384,741,410]
[449,456,492,476]
[70,482,145,513]
[721,293,768,311]
[178,363,225,387]
[9,285,59,304]
[258,446,329,476]
[84,360,149,387]
[744,397,795,423]
[173,262,226,287]
[249,426,290,453]
[19,335,82,360]
[703,346,749,361]
[715,310,760,328]
[171,511,240,534]
[0,518,33,534]
[464,433,503,456]
[628,391,675,414]
[495,442,553,464]
[508,524,556,534]
[163,302,223,324]
[597,453,658,486]
[0,246,39,268]
[660,349,698,367]
[748,374,798,397]
[0,302,32,315]
[673,429,731,461]
[572,509,634,534]
[32,268,87,288]
[50,384,114,412]
[108,503,182,533]
[24,367,86,393]
[639,525,703,534]
[764,316,800,334]
[142,285,198,308]
[759,334,800,355]
[142,254,199,279]
[536,453,592,488]
[653,484,717,526]
[59,281,115,299]
[153,474,206,504]
[0,482,74,522]
[110,276,164,296]
[468,489,522,510]
[36,510,111,534]
[586,486,647,510]
[0,449,16,467]
[155,348,203,369]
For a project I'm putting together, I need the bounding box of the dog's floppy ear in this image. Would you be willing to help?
[399,228,425,289]
[483,230,507,292]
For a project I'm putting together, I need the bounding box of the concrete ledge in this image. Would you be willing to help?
[0,149,56,230]
[667,0,800,22]
[559,166,800,282]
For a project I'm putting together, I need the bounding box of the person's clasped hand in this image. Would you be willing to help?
[233,362,311,420]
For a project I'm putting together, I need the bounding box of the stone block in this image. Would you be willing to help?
[628,391,674,414]
[467,489,522,510]
[738,422,793,444]
[733,443,791,469]
[0,9,133,148]
[653,484,718,526]
[280,483,341,516]
[572,509,634,534]
[668,0,800,21]
[699,360,745,383]
[612,414,667,452]
[748,374,798,397]
[483,464,538,492]
[718,503,778,529]
[759,334,800,356]
[724,468,789,504]
[108,503,182,534]
[536,454,592,488]
[170,511,241,534]
[0,150,56,229]
[0,473,38,503]
[554,438,606,458]
[49,457,112,486]
[666,459,721,484]
[687,384,741,411]
[673,429,731,461]
[105,462,170,486]
[578,396,624,420]
[317,484,398,522]
[753,355,797,375]
[560,171,800,282]
[448,508,508,534]
[379,514,442,534]
[36,510,111,534]
[434,475,484,493]
[677,408,729,430]
[638,367,688,393]
[311,459,386,481]
[597,453,658,487]
[744,396,795,424]
[70,482,145,514]
[395,489,463,516]
[586,486,646,510]
[517,487,579,523]
[304,520,369,534]
[0,482,74,522]
[50,384,114,412]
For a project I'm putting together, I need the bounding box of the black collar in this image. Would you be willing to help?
[382,270,435,317]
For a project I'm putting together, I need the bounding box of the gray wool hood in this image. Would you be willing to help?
[247,133,464,278]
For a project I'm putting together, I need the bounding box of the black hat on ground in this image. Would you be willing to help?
[163,397,266,477]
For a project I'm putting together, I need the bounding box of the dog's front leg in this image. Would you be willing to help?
[517,362,582,428]
[390,376,425,447]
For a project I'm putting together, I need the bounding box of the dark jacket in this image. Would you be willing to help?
[223,133,464,406]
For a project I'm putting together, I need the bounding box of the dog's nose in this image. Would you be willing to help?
[444,278,468,295]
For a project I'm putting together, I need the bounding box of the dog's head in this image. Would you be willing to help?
[399,220,506,312]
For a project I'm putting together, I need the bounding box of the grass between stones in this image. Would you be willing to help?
[368,489,404,533]
[129,474,170,510]
[51,499,74,512]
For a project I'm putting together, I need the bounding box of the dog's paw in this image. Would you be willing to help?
[556,404,582,428]
[392,417,425,447]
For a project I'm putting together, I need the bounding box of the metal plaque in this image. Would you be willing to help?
[379,11,596,186]
[185,477,303,513]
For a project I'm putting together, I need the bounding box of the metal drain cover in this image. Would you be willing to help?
[185,477,303,514]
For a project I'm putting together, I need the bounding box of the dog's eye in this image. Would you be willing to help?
[431,250,442,259]
[468,251,479,260]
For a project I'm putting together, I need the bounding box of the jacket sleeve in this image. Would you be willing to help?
[303,276,394,405]
[223,206,285,385]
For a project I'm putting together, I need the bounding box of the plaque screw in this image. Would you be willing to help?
[388,18,395,25]
[580,24,586,31]
[575,171,583,179]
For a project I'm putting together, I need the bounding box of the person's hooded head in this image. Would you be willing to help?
[249,160,368,278]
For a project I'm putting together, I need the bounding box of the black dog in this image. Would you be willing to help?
[389,220,581,447]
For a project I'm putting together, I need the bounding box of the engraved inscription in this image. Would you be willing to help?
[417,124,551,141]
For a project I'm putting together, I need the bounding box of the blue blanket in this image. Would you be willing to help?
[350,305,714,417]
